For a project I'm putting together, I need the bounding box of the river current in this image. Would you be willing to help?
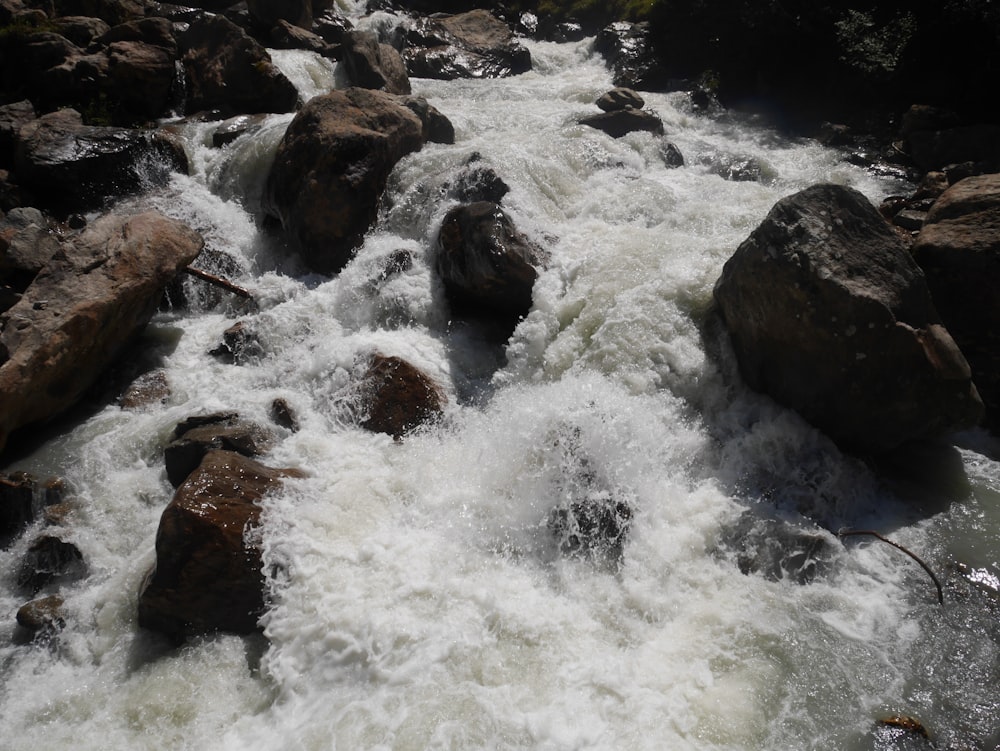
[1,5,999,750]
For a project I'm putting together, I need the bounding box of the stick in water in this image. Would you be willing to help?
[184,266,252,299]
[838,529,944,605]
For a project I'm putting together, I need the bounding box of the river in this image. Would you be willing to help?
[1,4,998,750]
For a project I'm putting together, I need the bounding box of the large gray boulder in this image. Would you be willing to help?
[913,174,1000,430]
[0,212,203,454]
[713,183,982,453]
[263,87,426,274]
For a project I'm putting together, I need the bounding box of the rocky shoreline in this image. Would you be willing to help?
[1,7,999,741]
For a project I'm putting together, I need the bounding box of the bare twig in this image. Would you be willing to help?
[184,266,252,299]
[838,529,944,605]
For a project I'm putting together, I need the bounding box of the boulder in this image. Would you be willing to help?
[402,9,531,80]
[270,397,299,431]
[713,183,982,453]
[47,0,146,25]
[397,96,454,145]
[52,16,112,47]
[1,207,61,291]
[98,16,177,52]
[106,40,179,121]
[164,411,273,487]
[912,174,1000,429]
[357,354,445,438]
[268,19,333,57]
[579,108,664,138]
[596,87,644,112]
[180,14,299,116]
[118,368,170,409]
[0,211,204,454]
[247,0,311,31]
[660,141,684,168]
[340,30,411,95]
[313,7,352,45]
[13,109,188,213]
[209,319,263,364]
[593,21,670,91]
[435,201,546,327]
[138,449,301,638]
[263,87,426,274]
[447,155,508,203]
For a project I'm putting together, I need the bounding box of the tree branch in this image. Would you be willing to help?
[838,529,944,605]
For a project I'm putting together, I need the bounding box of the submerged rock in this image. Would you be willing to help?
[548,495,632,562]
[580,108,664,138]
[16,535,86,594]
[912,174,1000,431]
[713,183,982,453]
[263,87,426,274]
[138,450,302,639]
[0,211,203,454]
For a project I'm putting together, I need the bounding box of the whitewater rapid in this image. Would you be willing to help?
[1,9,999,751]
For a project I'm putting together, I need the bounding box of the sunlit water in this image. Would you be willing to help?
[1,9,999,751]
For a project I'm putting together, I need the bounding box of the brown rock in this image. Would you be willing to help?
[16,594,66,636]
[106,40,178,121]
[341,30,411,95]
[596,87,644,112]
[270,397,299,431]
[263,87,426,274]
[51,16,112,47]
[118,368,170,409]
[138,450,302,638]
[180,14,299,117]
[164,412,274,487]
[913,174,1000,429]
[358,354,445,438]
[713,183,982,453]
[0,100,35,168]
[268,18,332,56]
[0,211,204,454]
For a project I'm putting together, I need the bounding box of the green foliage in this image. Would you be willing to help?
[834,9,915,77]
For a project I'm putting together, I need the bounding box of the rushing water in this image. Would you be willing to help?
[2,9,1000,751]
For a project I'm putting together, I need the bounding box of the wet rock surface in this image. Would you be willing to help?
[138,449,302,639]
[357,354,446,439]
